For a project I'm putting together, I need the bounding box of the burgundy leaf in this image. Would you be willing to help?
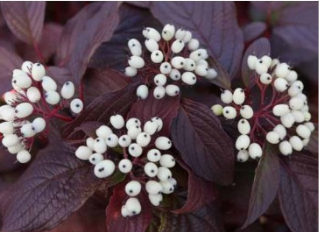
[278,152,318,232]
[148,2,244,79]
[0,148,21,173]
[83,68,131,103]
[242,22,267,42]
[1,2,45,45]
[0,46,23,95]
[243,147,280,228]
[173,160,217,214]
[241,38,270,87]
[304,129,318,154]
[89,3,162,70]
[171,98,234,184]
[0,136,104,232]
[62,83,138,140]
[127,2,151,8]
[105,182,152,232]
[127,91,180,136]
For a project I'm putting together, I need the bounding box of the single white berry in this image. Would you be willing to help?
[4,91,18,105]
[223,106,237,119]
[127,125,142,139]
[154,74,167,86]
[96,125,113,139]
[260,55,272,68]
[105,134,119,148]
[153,86,166,99]
[61,81,75,99]
[280,113,295,128]
[21,61,33,74]
[279,141,293,156]
[144,162,158,177]
[136,85,149,99]
[196,59,209,67]
[175,28,186,40]
[273,104,290,116]
[169,69,181,81]
[237,150,249,162]
[151,50,164,63]
[155,136,172,150]
[45,91,61,105]
[125,197,142,216]
[130,46,142,56]
[15,103,33,118]
[296,125,311,139]
[20,123,36,138]
[160,180,174,194]
[260,73,272,84]
[75,146,92,160]
[171,39,185,53]
[205,68,218,80]
[27,87,41,103]
[151,117,163,131]
[188,38,199,51]
[255,61,268,75]
[94,138,107,153]
[235,135,250,150]
[147,28,161,41]
[291,80,304,91]
[184,58,196,71]
[270,58,279,68]
[2,134,19,147]
[160,62,172,74]
[110,114,125,129]
[146,180,163,194]
[183,31,192,43]
[289,97,304,110]
[195,65,208,77]
[70,98,83,114]
[94,160,115,178]
[148,194,163,206]
[289,136,303,151]
[17,150,31,163]
[304,122,315,132]
[145,38,159,52]
[181,71,196,85]
[233,88,246,105]
[125,180,142,196]
[136,132,151,147]
[189,49,208,62]
[266,131,281,144]
[211,104,223,116]
[128,38,141,49]
[248,143,262,159]
[159,154,176,168]
[118,159,133,173]
[126,118,141,129]
[128,143,143,157]
[0,105,15,122]
[275,63,290,78]
[89,153,104,165]
[86,137,95,150]
[171,56,186,69]
[125,66,137,77]
[128,56,145,69]
[147,149,161,162]
[7,143,23,154]
[274,78,289,92]
[0,122,14,134]
[32,117,46,133]
[162,24,175,41]
[121,205,131,217]
[42,76,57,91]
[157,167,172,181]
[247,55,258,70]
[12,72,32,89]
[168,178,177,188]
[288,85,301,97]
[303,112,311,122]
[143,120,158,135]
[291,110,305,123]
[31,63,46,81]
[165,85,180,97]
[221,90,233,104]
[240,105,254,119]
[237,119,251,135]
[118,135,132,147]
[273,124,287,140]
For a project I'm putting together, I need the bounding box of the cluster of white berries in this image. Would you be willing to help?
[74,114,176,217]
[0,61,83,163]
[212,55,314,161]
[124,24,218,100]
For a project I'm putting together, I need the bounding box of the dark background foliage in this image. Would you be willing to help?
[0,2,317,232]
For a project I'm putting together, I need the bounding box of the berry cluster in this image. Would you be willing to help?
[124,24,218,100]
[212,56,315,162]
[0,61,83,163]
[74,115,177,217]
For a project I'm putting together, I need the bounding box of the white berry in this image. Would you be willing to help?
[181,71,196,85]
[61,81,75,99]
[94,160,115,178]
[128,143,143,157]
[237,150,249,162]
[279,141,293,156]
[136,132,151,147]
[17,150,31,163]
[147,149,161,162]
[289,136,303,151]
[153,86,166,99]
[70,98,83,114]
[128,56,145,69]
[15,103,33,118]
[160,62,172,74]
[136,85,149,99]
[157,167,172,181]
[45,91,61,105]
[248,143,262,159]
[89,153,104,165]
[237,119,251,135]
[110,114,125,129]
[154,74,167,86]
[223,106,237,119]
[165,85,180,97]
[235,135,250,150]
[31,63,46,81]
[32,117,46,133]
[94,138,107,153]
[146,180,163,194]
[266,131,280,144]
[151,50,164,63]
[155,136,172,150]
[118,135,132,147]
[118,159,133,173]
[105,134,119,147]
[169,69,181,81]
[144,162,158,177]
[221,90,233,104]
[159,154,176,168]
[125,180,142,196]
[75,146,92,160]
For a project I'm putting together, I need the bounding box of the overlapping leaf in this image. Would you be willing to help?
[242,22,267,42]
[0,2,45,45]
[171,98,234,184]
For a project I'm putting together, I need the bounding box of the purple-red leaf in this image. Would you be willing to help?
[127,91,180,136]
[62,83,138,140]
[106,183,152,232]
[241,37,271,87]
[243,147,280,228]
[171,98,234,184]
[148,2,243,79]
[242,22,267,42]
[0,46,23,95]
[0,148,21,173]
[173,160,217,214]
[278,152,318,232]
[0,136,104,232]
[1,2,45,45]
